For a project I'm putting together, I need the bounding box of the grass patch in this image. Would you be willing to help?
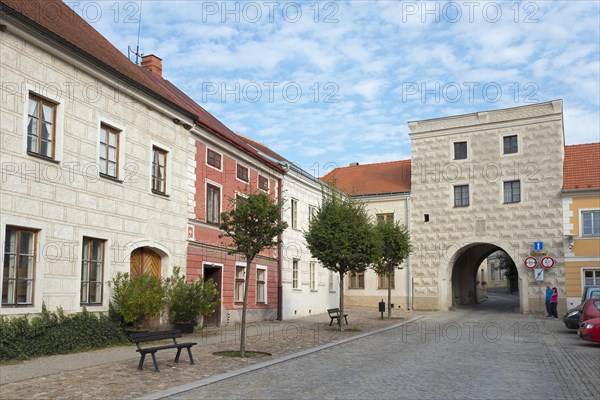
[213,350,272,358]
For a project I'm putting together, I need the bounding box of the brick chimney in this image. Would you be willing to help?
[141,54,162,77]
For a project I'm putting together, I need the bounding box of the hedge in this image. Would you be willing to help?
[0,303,129,362]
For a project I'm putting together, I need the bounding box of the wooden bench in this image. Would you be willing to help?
[129,329,197,372]
[327,308,348,326]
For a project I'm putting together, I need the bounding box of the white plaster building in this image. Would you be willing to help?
[0,1,193,315]
[239,138,338,319]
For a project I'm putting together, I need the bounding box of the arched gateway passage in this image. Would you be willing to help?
[450,243,518,308]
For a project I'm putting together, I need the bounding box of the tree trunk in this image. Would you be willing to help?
[387,269,392,318]
[338,270,344,331]
[240,258,252,358]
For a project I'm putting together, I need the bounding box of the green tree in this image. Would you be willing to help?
[219,191,287,357]
[371,220,411,318]
[304,192,381,330]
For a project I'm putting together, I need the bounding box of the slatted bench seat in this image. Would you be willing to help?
[327,308,349,326]
[129,329,197,372]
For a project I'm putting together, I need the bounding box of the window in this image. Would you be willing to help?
[309,262,316,291]
[2,227,36,306]
[258,175,269,192]
[308,205,317,223]
[504,180,521,203]
[291,199,298,229]
[503,135,518,154]
[329,270,335,291]
[207,184,221,224]
[454,185,469,207]
[584,270,600,286]
[235,265,245,302]
[256,268,266,303]
[378,271,395,289]
[207,148,222,169]
[349,271,364,289]
[490,263,496,281]
[376,213,394,223]
[292,259,299,289]
[152,147,167,193]
[237,164,249,183]
[81,238,104,305]
[454,141,467,160]
[99,124,119,178]
[582,210,600,236]
[27,95,56,158]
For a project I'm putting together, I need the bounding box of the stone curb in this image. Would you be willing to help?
[137,316,425,400]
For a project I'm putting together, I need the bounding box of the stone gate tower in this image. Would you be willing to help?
[408,100,565,313]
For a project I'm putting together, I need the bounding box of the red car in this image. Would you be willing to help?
[578,317,600,343]
[580,299,600,323]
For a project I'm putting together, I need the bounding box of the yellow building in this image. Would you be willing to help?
[563,143,600,309]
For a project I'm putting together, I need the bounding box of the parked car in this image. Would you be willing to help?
[580,299,600,323]
[563,286,600,329]
[578,317,600,343]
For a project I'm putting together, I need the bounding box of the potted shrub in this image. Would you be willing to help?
[108,272,168,332]
[167,267,219,333]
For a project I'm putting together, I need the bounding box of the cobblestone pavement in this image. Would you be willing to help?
[0,307,410,399]
[159,293,600,400]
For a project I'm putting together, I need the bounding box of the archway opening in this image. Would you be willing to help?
[451,243,519,309]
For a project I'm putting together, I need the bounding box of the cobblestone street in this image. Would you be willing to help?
[159,293,600,400]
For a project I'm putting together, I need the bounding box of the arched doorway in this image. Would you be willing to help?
[450,243,519,308]
[130,247,161,278]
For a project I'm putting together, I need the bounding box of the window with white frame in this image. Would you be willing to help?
[454,185,469,207]
[308,205,317,223]
[235,264,245,302]
[27,94,56,159]
[207,184,221,224]
[376,213,394,223]
[99,124,119,178]
[291,199,298,229]
[503,135,518,154]
[258,175,269,192]
[81,237,104,305]
[2,227,36,306]
[292,259,299,289]
[309,262,316,291]
[454,141,467,160]
[584,269,600,286]
[236,163,249,183]
[329,270,335,291]
[152,146,167,193]
[503,180,520,203]
[582,210,600,236]
[207,148,222,169]
[256,268,266,303]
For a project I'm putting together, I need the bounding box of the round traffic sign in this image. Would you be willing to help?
[541,256,555,269]
[524,257,537,269]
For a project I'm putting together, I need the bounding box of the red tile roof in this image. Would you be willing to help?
[321,160,411,196]
[564,143,600,191]
[1,0,283,172]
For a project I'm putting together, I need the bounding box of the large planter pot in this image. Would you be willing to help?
[174,323,195,334]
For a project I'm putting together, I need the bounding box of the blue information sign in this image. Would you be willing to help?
[533,241,544,251]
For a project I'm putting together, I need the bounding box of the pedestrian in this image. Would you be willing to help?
[545,283,553,317]
[551,287,559,320]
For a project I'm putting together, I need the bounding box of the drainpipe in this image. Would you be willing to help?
[277,176,283,321]
[406,196,411,310]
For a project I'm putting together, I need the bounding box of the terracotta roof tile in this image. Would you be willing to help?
[1,0,283,172]
[321,160,411,195]
[563,143,600,191]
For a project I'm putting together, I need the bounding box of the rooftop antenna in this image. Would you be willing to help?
[127,0,144,65]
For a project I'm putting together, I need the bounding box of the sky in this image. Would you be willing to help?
[66,0,600,176]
